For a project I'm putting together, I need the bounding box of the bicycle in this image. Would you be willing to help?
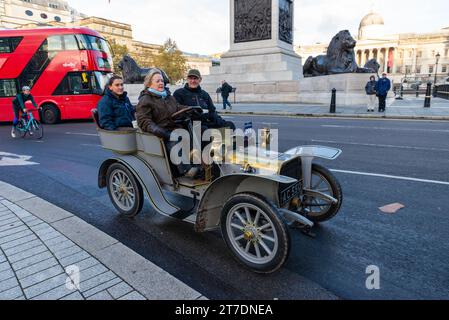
[11,108,44,140]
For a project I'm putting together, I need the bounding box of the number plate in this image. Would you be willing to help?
[279,182,301,207]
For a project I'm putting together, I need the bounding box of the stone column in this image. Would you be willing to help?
[411,48,417,76]
[383,49,389,73]
[391,48,396,74]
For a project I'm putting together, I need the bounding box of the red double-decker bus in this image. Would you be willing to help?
[0,27,113,124]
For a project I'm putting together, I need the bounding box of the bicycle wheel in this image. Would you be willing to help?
[17,120,28,138]
[30,119,44,139]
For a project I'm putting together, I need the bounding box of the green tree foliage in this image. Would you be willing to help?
[152,38,187,83]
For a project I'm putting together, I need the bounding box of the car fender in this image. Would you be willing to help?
[195,174,297,232]
[98,155,180,216]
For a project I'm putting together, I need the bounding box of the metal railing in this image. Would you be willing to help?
[434,84,449,100]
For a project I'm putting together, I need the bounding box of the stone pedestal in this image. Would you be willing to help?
[298,73,394,106]
[202,0,302,103]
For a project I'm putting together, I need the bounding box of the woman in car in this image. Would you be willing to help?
[136,69,200,178]
[97,75,135,131]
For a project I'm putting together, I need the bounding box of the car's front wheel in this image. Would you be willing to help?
[221,193,290,274]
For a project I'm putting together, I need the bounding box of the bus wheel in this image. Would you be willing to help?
[41,104,60,124]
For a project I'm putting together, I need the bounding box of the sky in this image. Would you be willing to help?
[70,0,449,55]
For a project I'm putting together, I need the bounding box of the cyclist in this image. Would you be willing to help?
[11,86,40,138]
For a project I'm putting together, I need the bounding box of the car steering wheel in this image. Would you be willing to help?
[171,106,203,121]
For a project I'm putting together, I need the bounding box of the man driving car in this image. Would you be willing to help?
[173,69,236,131]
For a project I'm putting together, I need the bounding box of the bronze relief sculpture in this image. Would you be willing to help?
[234,0,272,43]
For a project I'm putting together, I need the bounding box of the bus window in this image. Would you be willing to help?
[75,34,88,50]
[68,73,90,95]
[0,79,18,97]
[0,37,23,53]
[84,35,112,57]
[47,36,64,51]
[54,72,93,95]
[63,35,79,51]
[0,38,10,53]
[93,72,112,95]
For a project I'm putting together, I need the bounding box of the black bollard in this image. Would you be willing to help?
[416,85,420,98]
[330,88,336,113]
[424,82,432,108]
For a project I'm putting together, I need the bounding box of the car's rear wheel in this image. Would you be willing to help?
[41,104,60,124]
[106,163,144,218]
[221,193,290,274]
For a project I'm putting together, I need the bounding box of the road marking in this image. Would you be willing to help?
[321,125,449,133]
[0,152,39,167]
[65,132,98,137]
[312,139,449,152]
[331,169,449,186]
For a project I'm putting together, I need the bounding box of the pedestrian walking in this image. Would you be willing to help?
[365,75,377,112]
[375,72,391,113]
[220,80,233,110]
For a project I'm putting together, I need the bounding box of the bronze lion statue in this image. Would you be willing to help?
[117,55,170,85]
[303,30,379,77]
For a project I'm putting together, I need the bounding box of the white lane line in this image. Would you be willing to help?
[331,169,449,186]
[321,125,449,133]
[312,139,449,152]
[65,132,98,137]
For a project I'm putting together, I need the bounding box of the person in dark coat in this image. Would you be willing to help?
[174,69,236,131]
[97,76,135,131]
[11,86,40,138]
[375,72,391,113]
[220,80,233,110]
[136,69,202,178]
[365,75,377,112]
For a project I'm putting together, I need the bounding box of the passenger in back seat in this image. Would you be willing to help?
[97,75,135,131]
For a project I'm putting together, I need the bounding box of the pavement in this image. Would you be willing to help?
[217,96,449,120]
[0,181,204,300]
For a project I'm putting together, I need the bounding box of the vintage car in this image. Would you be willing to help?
[93,107,343,274]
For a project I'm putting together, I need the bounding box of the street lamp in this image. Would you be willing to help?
[434,52,441,85]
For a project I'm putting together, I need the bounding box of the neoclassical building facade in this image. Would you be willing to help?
[296,11,449,83]
[0,0,84,28]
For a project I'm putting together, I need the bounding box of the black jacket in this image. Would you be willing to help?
[97,89,135,131]
[220,82,233,98]
[12,93,38,111]
[173,84,216,113]
[365,80,377,95]
[173,84,222,124]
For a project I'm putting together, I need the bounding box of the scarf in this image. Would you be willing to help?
[148,88,168,99]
